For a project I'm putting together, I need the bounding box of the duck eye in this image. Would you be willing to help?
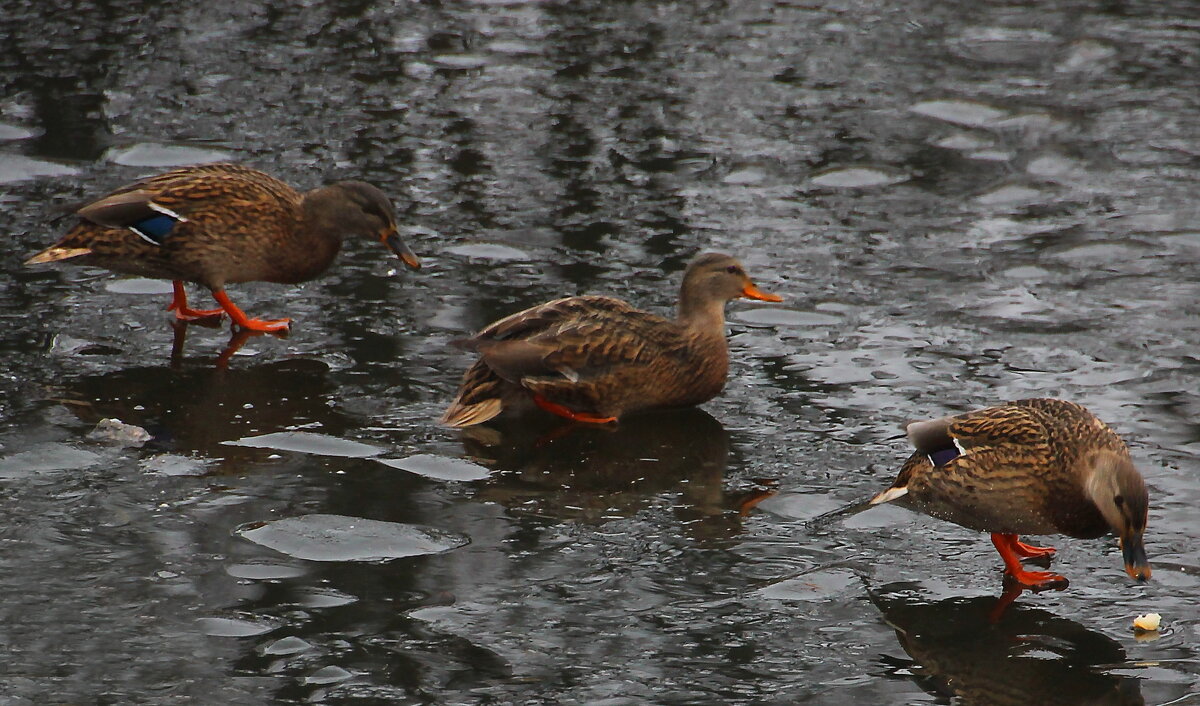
[725,265,739,274]
[1114,495,1124,507]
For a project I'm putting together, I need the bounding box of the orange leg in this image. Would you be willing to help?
[1011,537,1056,559]
[991,533,1068,589]
[166,281,225,320]
[531,394,617,424]
[211,290,290,332]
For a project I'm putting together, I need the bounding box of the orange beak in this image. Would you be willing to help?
[382,230,421,270]
[741,283,782,302]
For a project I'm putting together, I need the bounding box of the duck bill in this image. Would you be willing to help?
[741,283,782,302]
[1120,533,1151,582]
[382,231,421,270]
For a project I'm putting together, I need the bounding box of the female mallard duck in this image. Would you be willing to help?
[440,252,782,427]
[26,163,421,332]
[871,398,1151,588]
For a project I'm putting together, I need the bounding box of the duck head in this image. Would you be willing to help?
[1085,451,1151,581]
[310,181,421,270]
[678,252,781,318]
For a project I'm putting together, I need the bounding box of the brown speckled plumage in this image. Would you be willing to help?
[26,163,419,331]
[873,398,1151,585]
[440,253,781,426]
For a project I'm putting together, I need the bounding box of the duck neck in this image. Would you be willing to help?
[282,191,347,282]
[676,287,729,336]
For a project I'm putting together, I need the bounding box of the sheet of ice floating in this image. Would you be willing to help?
[222,431,383,458]
[235,514,469,562]
[444,242,531,261]
[756,569,859,602]
[809,166,907,188]
[106,143,233,167]
[0,154,79,183]
[910,99,1008,127]
[377,454,492,482]
[105,278,175,295]
[198,616,281,637]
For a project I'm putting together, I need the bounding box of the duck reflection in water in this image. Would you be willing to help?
[51,358,346,467]
[462,407,773,543]
[872,584,1144,706]
[169,318,287,369]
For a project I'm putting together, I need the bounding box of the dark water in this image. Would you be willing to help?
[2,0,1198,702]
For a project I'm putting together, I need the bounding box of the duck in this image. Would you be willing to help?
[440,252,782,426]
[26,163,421,332]
[871,398,1151,588]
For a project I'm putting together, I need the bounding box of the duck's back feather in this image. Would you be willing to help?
[886,399,1121,537]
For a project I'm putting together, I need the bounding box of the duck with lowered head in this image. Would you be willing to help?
[871,398,1150,589]
[26,163,420,332]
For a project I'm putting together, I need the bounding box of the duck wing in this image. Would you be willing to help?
[907,403,1053,464]
[75,164,298,245]
[470,295,682,385]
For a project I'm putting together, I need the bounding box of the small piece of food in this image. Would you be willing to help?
[1133,613,1161,631]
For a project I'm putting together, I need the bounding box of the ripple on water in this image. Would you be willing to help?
[0,154,79,183]
[1046,240,1151,268]
[235,514,470,562]
[105,143,233,168]
[910,99,1008,128]
[809,166,907,188]
[949,27,1056,65]
[756,568,860,602]
[377,454,492,482]
[734,309,841,328]
[222,431,383,458]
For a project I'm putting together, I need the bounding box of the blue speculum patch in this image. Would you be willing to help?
[928,446,960,467]
[130,214,176,243]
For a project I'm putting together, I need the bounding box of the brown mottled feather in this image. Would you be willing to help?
[26,163,417,292]
[883,399,1138,538]
[441,253,780,426]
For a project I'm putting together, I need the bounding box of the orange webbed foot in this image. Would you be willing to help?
[232,317,291,333]
[991,533,1069,590]
[1012,538,1056,559]
[1007,567,1069,591]
[211,289,291,333]
[531,394,617,425]
[168,304,226,321]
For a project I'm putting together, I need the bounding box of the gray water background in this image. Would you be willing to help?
[1,0,1198,703]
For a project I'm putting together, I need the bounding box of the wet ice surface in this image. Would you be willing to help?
[1,0,1199,703]
[235,514,470,562]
